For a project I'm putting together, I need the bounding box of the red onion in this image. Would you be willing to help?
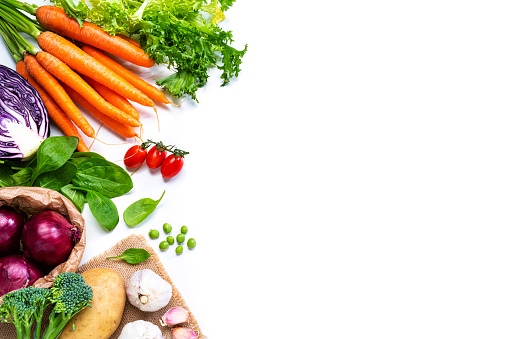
[0,254,43,295]
[22,210,80,268]
[0,205,25,255]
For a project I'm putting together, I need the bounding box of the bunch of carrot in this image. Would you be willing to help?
[0,4,172,152]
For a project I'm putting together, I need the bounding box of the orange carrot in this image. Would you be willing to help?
[16,61,90,152]
[80,74,140,120]
[35,6,154,68]
[117,34,141,48]
[62,83,137,139]
[37,32,154,108]
[82,44,171,104]
[24,54,95,138]
[36,51,141,128]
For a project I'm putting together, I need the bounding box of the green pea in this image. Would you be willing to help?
[159,241,169,250]
[175,246,183,255]
[166,236,175,245]
[180,225,188,234]
[187,238,196,249]
[163,223,172,234]
[149,229,159,239]
[176,233,185,244]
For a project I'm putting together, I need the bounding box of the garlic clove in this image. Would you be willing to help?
[172,327,198,339]
[161,307,190,326]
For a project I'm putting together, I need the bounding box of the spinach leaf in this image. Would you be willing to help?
[69,152,106,166]
[60,184,86,213]
[34,162,77,191]
[123,191,165,227]
[72,158,133,198]
[30,136,79,184]
[106,248,150,264]
[76,188,119,231]
[0,167,15,187]
[11,167,33,186]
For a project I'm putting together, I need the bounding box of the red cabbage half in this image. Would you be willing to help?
[0,65,49,160]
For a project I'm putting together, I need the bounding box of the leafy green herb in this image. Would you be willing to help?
[10,166,32,186]
[72,157,133,198]
[0,167,14,187]
[60,184,86,213]
[123,191,165,227]
[30,136,78,185]
[33,161,77,191]
[106,248,150,264]
[75,187,119,231]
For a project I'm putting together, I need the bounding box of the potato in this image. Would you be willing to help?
[58,268,126,339]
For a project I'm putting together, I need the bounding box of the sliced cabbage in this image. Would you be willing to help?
[0,64,49,160]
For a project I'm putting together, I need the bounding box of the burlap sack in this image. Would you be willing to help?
[0,186,86,339]
[76,234,206,339]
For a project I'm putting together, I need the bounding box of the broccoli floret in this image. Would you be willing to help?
[42,272,93,339]
[0,287,51,339]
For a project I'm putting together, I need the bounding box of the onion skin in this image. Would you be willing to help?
[22,210,80,267]
[0,205,25,255]
[0,254,43,295]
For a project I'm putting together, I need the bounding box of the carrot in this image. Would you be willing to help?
[37,31,154,108]
[16,60,90,152]
[80,74,140,120]
[117,34,141,48]
[36,51,141,128]
[82,44,171,105]
[24,54,95,138]
[35,6,154,68]
[61,83,137,139]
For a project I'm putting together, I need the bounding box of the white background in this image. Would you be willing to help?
[2,0,509,338]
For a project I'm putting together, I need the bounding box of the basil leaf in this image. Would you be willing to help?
[83,189,119,231]
[34,162,77,191]
[11,167,33,186]
[106,248,150,264]
[72,158,133,198]
[60,184,86,213]
[123,191,165,227]
[31,136,79,184]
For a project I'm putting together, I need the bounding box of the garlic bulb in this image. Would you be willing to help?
[160,307,190,326]
[126,269,173,312]
[118,320,164,339]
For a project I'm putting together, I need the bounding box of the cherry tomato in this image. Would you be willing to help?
[124,145,147,168]
[146,145,167,169]
[161,154,184,179]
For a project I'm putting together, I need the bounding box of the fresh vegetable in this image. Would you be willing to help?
[146,145,166,169]
[126,269,172,312]
[63,0,247,100]
[118,320,164,339]
[76,187,119,231]
[187,238,196,249]
[0,64,49,160]
[106,248,150,264]
[181,225,188,234]
[22,210,81,268]
[123,190,165,226]
[160,307,190,327]
[176,233,185,245]
[36,5,155,68]
[124,145,147,168]
[15,60,90,152]
[0,286,51,339]
[175,246,183,255]
[172,327,198,339]
[81,44,171,104]
[0,205,24,255]
[149,229,159,239]
[161,154,185,179]
[159,241,169,250]
[167,236,174,245]
[0,255,43,295]
[58,268,125,339]
[163,223,172,234]
[41,272,93,339]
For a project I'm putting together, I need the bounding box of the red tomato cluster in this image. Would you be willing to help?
[124,141,188,179]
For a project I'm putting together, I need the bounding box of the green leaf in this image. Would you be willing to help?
[33,162,77,191]
[106,248,150,264]
[30,136,79,185]
[77,188,119,231]
[72,158,133,198]
[60,184,86,213]
[123,191,165,227]
[11,167,33,186]
[69,152,105,166]
[0,166,15,187]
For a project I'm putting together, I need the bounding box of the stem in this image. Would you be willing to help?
[140,139,189,158]
[0,1,42,38]
[0,0,37,16]
[0,16,39,62]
